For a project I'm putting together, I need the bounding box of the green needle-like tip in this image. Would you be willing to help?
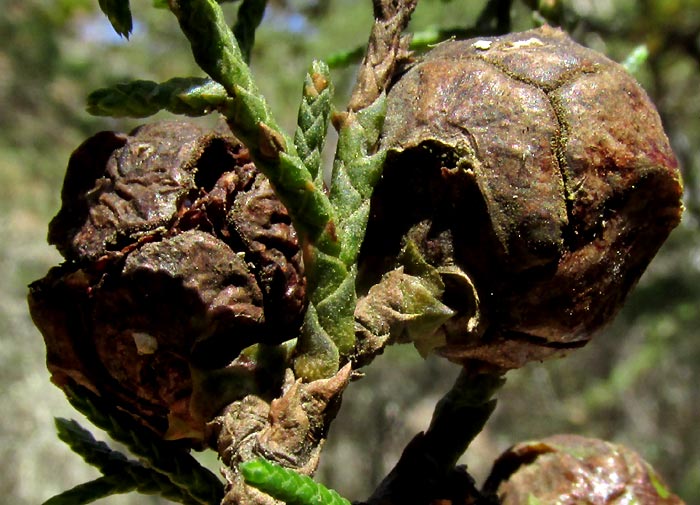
[87,78,229,118]
[240,459,351,505]
[98,0,134,37]
[622,44,649,76]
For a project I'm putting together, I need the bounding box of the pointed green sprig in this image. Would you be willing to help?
[98,0,133,38]
[240,458,351,505]
[233,0,268,63]
[55,417,132,475]
[168,0,251,96]
[87,77,229,118]
[622,44,649,76]
[47,418,198,505]
[294,60,334,185]
[330,95,387,267]
[354,240,458,361]
[65,385,224,505]
[168,0,334,245]
[44,473,196,505]
[293,94,388,380]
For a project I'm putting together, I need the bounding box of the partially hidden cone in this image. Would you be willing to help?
[483,434,685,504]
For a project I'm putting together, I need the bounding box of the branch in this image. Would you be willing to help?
[292,0,418,379]
[87,77,229,117]
[360,369,505,505]
[347,0,418,111]
[233,0,268,63]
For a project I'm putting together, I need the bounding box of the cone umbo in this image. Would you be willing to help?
[28,121,306,441]
[360,26,683,369]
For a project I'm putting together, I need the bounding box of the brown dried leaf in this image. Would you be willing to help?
[210,365,351,505]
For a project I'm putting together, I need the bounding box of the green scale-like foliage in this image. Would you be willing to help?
[240,459,351,505]
[47,419,200,505]
[293,94,388,380]
[87,78,229,117]
[44,386,225,505]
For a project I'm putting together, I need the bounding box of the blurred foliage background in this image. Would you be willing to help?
[1,0,698,503]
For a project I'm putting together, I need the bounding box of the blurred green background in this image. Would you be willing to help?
[1,0,698,503]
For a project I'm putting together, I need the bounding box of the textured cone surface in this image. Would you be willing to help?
[362,25,683,369]
[483,434,685,504]
[29,121,306,441]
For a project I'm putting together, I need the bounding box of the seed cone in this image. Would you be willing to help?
[360,26,683,369]
[483,434,685,504]
[29,121,306,441]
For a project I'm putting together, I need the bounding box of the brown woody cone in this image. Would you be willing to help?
[29,121,306,442]
[361,26,683,369]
